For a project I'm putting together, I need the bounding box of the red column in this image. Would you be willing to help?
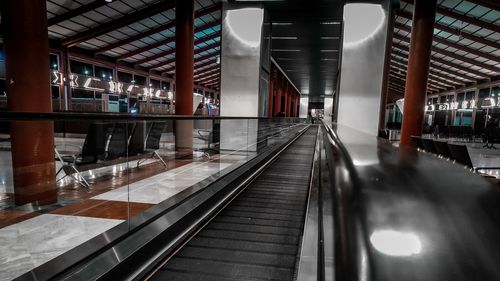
[267,74,274,117]
[3,0,57,204]
[400,0,437,147]
[285,84,292,117]
[175,0,194,150]
[175,0,194,115]
[274,75,282,116]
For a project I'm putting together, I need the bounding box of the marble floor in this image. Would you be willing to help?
[0,214,123,281]
[0,133,255,280]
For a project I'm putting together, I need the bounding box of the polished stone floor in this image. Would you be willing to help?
[0,133,254,280]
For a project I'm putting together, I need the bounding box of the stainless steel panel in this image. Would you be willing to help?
[220,3,264,117]
[337,0,392,135]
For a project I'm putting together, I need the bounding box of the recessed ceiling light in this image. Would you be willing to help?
[320,21,341,25]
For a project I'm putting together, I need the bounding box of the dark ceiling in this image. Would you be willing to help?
[263,0,343,102]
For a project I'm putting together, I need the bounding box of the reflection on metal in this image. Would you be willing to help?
[343,4,386,48]
[337,0,391,136]
[220,3,264,117]
[226,9,263,48]
[370,230,422,257]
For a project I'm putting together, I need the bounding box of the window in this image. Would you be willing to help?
[95,65,113,81]
[70,60,93,76]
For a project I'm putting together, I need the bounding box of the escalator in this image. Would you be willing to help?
[147,126,318,281]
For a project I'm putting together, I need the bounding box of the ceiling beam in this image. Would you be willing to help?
[472,0,500,11]
[48,0,108,26]
[394,23,500,62]
[391,52,476,82]
[197,72,220,83]
[390,61,462,87]
[392,42,489,81]
[118,31,219,61]
[390,67,448,90]
[388,86,405,95]
[390,67,455,89]
[401,0,500,32]
[94,3,220,55]
[162,54,217,74]
[396,10,500,50]
[194,64,220,75]
[393,37,500,75]
[193,60,219,72]
[134,41,219,66]
[61,0,176,48]
[149,43,219,70]
[155,49,219,72]
[390,76,440,92]
[195,68,220,80]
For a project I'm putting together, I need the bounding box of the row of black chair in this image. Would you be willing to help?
[55,121,167,188]
[411,136,500,174]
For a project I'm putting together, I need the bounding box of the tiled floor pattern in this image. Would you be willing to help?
[0,149,249,281]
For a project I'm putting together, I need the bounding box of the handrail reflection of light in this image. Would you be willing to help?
[370,230,422,257]
[343,4,385,48]
[225,8,263,48]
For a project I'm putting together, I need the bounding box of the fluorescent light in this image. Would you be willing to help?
[320,37,339,40]
[320,58,337,61]
[272,22,293,26]
[271,37,298,40]
[320,21,341,25]
[320,50,338,52]
[273,49,301,52]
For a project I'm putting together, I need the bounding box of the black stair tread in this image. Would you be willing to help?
[205,221,302,236]
[156,127,318,281]
[215,214,304,229]
[188,236,298,255]
[161,257,294,281]
[220,210,305,223]
[173,246,297,268]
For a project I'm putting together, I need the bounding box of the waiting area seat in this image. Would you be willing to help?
[55,121,168,188]
[195,121,220,158]
[410,136,500,176]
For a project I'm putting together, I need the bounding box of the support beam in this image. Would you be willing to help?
[393,33,499,73]
[390,65,458,88]
[48,0,108,26]
[194,68,220,80]
[118,31,219,61]
[155,48,219,71]
[193,60,218,72]
[197,72,220,83]
[400,0,437,147]
[194,64,220,75]
[135,41,219,66]
[94,3,221,55]
[392,42,491,78]
[396,10,500,50]
[401,0,500,32]
[395,22,500,62]
[162,54,217,74]
[61,0,175,47]
[391,55,470,84]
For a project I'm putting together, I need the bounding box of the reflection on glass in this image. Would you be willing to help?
[370,230,422,257]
